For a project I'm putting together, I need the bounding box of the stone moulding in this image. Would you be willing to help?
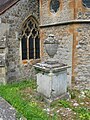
[40,20,90,28]
[0,0,20,15]
[0,65,5,67]
[34,63,70,73]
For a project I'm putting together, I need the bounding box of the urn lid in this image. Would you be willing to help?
[44,34,59,44]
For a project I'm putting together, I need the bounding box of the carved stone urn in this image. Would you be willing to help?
[34,34,69,101]
[44,34,59,64]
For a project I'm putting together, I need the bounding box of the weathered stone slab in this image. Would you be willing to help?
[34,62,69,101]
[37,70,67,99]
[0,97,16,120]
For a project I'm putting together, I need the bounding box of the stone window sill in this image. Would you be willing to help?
[22,59,41,65]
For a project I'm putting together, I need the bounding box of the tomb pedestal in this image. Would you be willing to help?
[34,63,69,101]
[34,34,69,101]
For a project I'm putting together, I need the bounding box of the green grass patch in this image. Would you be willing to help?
[0,80,48,120]
[73,107,90,120]
[0,81,90,120]
[59,99,71,108]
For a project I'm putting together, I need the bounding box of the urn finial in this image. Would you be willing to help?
[44,34,59,64]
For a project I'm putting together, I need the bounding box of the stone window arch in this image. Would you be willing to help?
[21,16,40,62]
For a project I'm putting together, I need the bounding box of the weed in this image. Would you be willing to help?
[74,107,90,120]
[59,100,71,108]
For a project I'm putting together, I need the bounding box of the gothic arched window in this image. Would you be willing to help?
[21,16,40,61]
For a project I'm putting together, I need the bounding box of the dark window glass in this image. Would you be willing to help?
[29,36,34,59]
[82,0,90,8]
[21,17,40,61]
[35,36,40,59]
[21,35,27,60]
[28,21,33,29]
[32,29,37,36]
[50,0,60,13]
[25,28,30,36]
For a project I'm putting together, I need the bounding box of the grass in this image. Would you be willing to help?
[58,99,90,120]
[0,80,49,120]
[58,100,71,108]
[50,89,90,120]
[0,80,90,120]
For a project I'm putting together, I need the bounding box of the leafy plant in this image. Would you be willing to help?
[59,100,71,108]
[73,107,90,120]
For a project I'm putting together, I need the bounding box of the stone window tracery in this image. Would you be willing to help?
[21,17,40,61]
[82,0,90,8]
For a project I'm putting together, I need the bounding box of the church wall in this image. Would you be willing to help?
[75,0,90,20]
[40,0,90,86]
[72,0,90,86]
[0,23,9,84]
[40,0,74,86]
[0,0,39,83]
[40,25,73,86]
[40,0,74,25]
[73,24,90,86]
[0,0,90,85]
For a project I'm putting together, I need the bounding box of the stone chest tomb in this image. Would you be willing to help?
[34,35,69,100]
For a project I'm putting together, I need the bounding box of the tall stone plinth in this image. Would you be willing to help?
[34,63,68,100]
